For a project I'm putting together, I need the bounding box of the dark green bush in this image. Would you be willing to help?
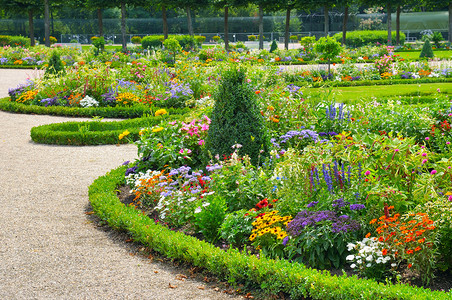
[45,50,65,77]
[270,40,278,53]
[333,31,406,48]
[141,35,164,50]
[420,40,434,58]
[206,67,269,166]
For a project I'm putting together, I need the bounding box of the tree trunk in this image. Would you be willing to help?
[324,5,329,37]
[396,6,401,45]
[162,5,168,40]
[97,8,103,37]
[449,3,452,42]
[186,6,193,36]
[51,10,54,36]
[121,1,127,52]
[387,2,392,46]
[44,0,50,47]
[224,6,229,51]
[28,9,35,47]
[342,5,349,46]
[258,4,264,50]
[284,7,291,50]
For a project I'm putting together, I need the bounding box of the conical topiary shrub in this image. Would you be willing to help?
[45,50,65,77]
[420,39,434,58]
[206,66,269,166]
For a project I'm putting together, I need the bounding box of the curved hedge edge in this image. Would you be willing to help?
[0,65,39,69]
[0,97,155,119]
[30,114,187,145]
[89,166,451,300]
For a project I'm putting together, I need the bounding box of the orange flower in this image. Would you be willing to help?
[408,263,412,268]
[406,249,414,255]
[378,236,384,242]
[255,90,261,95]
[365,232,371,238]
[414,246,422,252]
[382,248,388,256]
[418,238,425,243]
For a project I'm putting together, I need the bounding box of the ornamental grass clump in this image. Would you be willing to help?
[206,67,270,166]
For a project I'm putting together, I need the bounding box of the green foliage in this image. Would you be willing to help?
[300,36,316,50]
[88,166,452,300]
[289,35,298,41]
[131,36,142,44]
[333,31,406,48]
[420,40,434,58]
[44,51,65,77]
[314,37,343,63]
[194,194,228,243]
[206,67,270,166]
[270,40,278,53]
[141,35,163,50]
[0,35,30,48]
[91,36,105,54]
[220,209,255,246]
[248,35,256,41]
[195,35,206,45]
[212,35,221,42]
[163,38,182,62]
[432,32,443,48]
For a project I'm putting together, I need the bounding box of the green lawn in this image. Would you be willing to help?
[305,82,452,103]
[396,49,452,60]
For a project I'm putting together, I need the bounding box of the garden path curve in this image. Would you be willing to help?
[0,69,238,300]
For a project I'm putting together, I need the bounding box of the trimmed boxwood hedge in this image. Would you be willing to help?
[30,113,187,145]
[89,166,452,300]
[287,77,452,88]
[0,65,39,69]
[0,97,186,118]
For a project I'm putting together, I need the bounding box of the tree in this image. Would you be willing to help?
[44,0,50,46]
[144,0,173,39]
[424,0,452,42]
[0,0,41,46]
[212,0,247,51]
[361,0,397,45]
[109,0,140,51]
[173,0,209,36]
[84,0,116,37]
[251,0,276,49]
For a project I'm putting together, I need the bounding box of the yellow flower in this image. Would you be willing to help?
[155,109,168,117]
[118,130,130,140]
[152,127,163,133]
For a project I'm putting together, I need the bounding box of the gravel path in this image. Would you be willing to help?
[0,69,238,300]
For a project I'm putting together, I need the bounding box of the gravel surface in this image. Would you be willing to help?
[0,69,239,300]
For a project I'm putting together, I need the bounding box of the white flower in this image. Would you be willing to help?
[350,264,356,269]
[391,263,397,267]
[202,202,210,207]
[194,206,202,214]
[366,255,373,262]
[366,263,372,267]
[346,255,355,261]
[80,95,99,107]
[347,243,355,251]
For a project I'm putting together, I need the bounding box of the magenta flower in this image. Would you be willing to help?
[431,170,437,175]
[394,149,399,152]
[447,141,451,145]
[422,153,427,157]
[425,137,430,141]
[365,171,371,176]
[198,139,205,146]
[449,195,452,202]
[422,159,428,164]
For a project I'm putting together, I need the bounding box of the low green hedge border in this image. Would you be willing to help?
[89,166,451,300]
[290,77,452,88]
[0,65,39,69]
[0,97,186,118]
[30,113,187,145]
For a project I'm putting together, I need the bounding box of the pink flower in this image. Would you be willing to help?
[425,137,430,141]
[203,115,211,124]
[365,171,371,176]
[201,124,209,131]
[169,121,177,125]
[394,149,399,152]
[449,195,452,202]
[447,141,451,145]
[431,170,437,175]
[422,153,427,157]
[437,88,441,93]
[422,159,427,164]
[198,139,205,146]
